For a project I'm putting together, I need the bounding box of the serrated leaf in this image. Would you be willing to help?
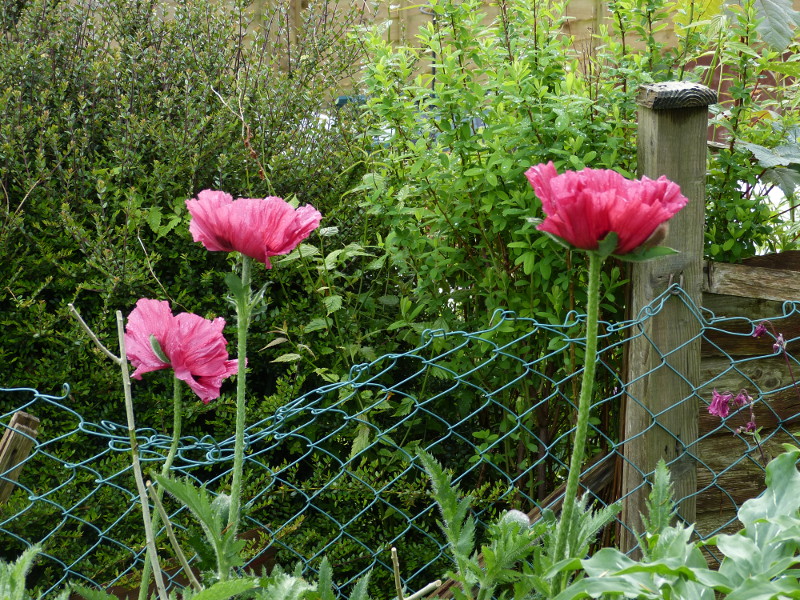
[764,60,800,77]
[317,558,336,600]
[1,545,42,600]
[615,245,679,262]
[350,422,372,459]
[264,336,288,348]
[754,0,800,50]
[146,207,162,233]
[70,585,118,600]
[277,243,320,263]
[271,353,303,363]
[318,226,339,237]
[322,294,343,314]
[304,317,331,332]
[191,578,259,600]
[762,166,800,199]
[349,572,372,600]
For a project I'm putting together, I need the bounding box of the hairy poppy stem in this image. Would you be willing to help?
[553,252,602,569]
[229,255,252,535]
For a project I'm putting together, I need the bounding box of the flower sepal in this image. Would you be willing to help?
[541,230,574,250]
[595,232,620,259]
[613,245,679,263]
[149,334,170,364]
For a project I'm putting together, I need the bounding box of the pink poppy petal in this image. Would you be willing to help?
[125,299,174,379]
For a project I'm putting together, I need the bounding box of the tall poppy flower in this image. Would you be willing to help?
[185,190,322,267]
[125,298,239,403]
[525,162,687,256]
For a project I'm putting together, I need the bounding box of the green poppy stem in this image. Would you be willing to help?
[553,251,603,565]
[228,255,252,535]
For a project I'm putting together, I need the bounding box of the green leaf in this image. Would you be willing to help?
[152,475,244,579]
[224,272,246,301]
[738,141,800,168]
[317,558,336,600]
[191,578,259,600]
[277,244,320,263]
[304,317,331,333]
[762,166,800,199]
[350,422,372,458]
[764,61,800,77]
[70,585,119,600]
[272,353,303,363]
[614,246,679,262]
[417,450,476,567]
[1,545,42,600]
[754,0,800,50]
[322,294,343,314]
[738,447,800,528]
[255,572,315,600]
[348,572,372,600]
[596,231,619,258]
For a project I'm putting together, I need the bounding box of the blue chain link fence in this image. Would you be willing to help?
[2,285,798,597]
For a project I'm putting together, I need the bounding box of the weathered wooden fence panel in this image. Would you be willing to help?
[696,254,800,541]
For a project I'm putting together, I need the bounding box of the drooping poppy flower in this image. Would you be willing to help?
[525,162,688,256]
[125,298,239,403]
[186,190,322,267]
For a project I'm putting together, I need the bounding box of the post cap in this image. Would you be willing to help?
[637,81,718,110]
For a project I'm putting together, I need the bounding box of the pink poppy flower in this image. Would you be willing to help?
[186,190,322,267]
[525,162,688,255]
[125,298,239,403]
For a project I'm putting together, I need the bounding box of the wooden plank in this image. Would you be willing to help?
[703,260,800,301]
[0,411,40,504]
[620,81,717,553]
[701,292,800,358]
[695,427,795,541]
[697,355,800,435]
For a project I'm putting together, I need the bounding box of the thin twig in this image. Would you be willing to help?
[116,311,169,600]
[146,480,202,592]
[391,547,404,600]
[68,303,121,364]
[406,580,443,600]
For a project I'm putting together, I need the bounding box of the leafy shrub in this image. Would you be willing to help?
[0,0,370,582]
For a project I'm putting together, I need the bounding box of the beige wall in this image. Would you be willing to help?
[363,0,800,48]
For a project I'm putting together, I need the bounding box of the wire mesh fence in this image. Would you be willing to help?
[2,284,799,597]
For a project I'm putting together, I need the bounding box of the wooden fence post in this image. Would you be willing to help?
[620,82,717,552]
[0,411,40,504]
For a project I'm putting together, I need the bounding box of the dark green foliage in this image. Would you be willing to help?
[0,0,370,586]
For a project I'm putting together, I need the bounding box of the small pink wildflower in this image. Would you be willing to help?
[733,390,752,407]
[774,333,785,353]
[752,322,767,338]
[708,389,734,418]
